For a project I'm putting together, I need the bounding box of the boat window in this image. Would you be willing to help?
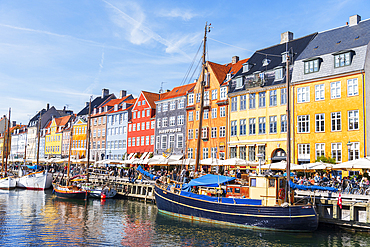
[269,179,275,187]
[227,188,233,193]
[250,178,256,187]
[235,188,241,193]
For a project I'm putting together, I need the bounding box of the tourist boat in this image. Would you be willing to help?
[17,170,53,190]
[0,176,17,190]
[154,23,318,231]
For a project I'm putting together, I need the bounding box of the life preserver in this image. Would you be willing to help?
[278,188,285,200]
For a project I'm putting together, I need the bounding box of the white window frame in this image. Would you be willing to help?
[297,86,310,103]
[315,113,325,132]
[347,78,358,97]
[315,143,325,159]
[330,81,341,99]
[297,115,310,133]
[348,110,359,130]
[315,84,325,101]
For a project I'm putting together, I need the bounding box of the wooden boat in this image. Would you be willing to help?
[17,170,53,190]
[53,183,88,200]
[0,176,17,190]
[155,174,318,231]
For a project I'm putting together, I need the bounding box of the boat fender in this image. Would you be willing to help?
[281,202,289,208]
[278,188,285,200]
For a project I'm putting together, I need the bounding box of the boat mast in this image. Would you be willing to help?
[285,54,291,203]
[86,98,92,182]
[67,123,74,186]
[4,108,11,177]
[195,22,210,172]
[36,111,41,168]
[1,116,7,176]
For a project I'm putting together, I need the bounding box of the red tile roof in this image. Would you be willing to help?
[208,58,249,86]
[158,83,196,101]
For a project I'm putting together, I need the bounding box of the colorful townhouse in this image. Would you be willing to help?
[127,91,164,158]
[186,57,247,164]
[10,124,27,160]
[291,15,370,169]
[154,83,196,159]
[105,97,135,160]
[227,32,316,164]
[71,117,88,159]
[45,115,75,159]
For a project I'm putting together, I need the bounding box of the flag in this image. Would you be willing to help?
[337,192,342,209]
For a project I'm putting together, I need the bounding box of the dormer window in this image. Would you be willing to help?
[99,108,102,114]
[243,62,251,73]
[281,52,288,63]
[104,106,108,112]
[204,72,210,87]
[333,51,353,68]
[94,108,97,114]
[304,58,320,74]
[142,100,145,105]
[234,77,243,89]
[226,73,231,81]
[138,101,141,106]
[275,68,283,80]
[114,104,118,111]
[262,59,271,66]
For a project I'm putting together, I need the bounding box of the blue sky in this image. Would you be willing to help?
[0,0,368,124]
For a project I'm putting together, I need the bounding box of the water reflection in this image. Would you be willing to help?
[0,190,368,246]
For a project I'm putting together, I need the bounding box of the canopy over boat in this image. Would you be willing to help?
[182,174,235,191]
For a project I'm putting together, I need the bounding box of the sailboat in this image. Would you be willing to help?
[0,108,17,190]
[53,122,88,199]
[17,111,53,190]
[154,23,318,231]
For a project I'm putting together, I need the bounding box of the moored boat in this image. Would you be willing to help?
[53,183,88,200]
[88,185,117,199]
[17,170,53,190]
[154,174,318,232]
[0,176,17,190]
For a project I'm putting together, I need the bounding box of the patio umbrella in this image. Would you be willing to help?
[222,158,248,166]
[200,158,223,165]
[333,158,370,170]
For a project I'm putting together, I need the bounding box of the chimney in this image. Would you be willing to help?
[280,31,294,44]
[232,56,239,64]
[12,121,16,127]
[166,89,171,92]
[46,103,50,111]
[85,102,89,107]
[102,88,109,98]
[119,90,127,99]
[349,14,361,26]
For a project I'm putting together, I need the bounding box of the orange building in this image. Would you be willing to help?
[186,56,247,165]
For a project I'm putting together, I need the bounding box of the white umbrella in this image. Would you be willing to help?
[334,158,370,170]
[200,158,223,165]
[222,158,248,166]
[290,162,331,171]
[261,161,289,170]
[168,158,196,166]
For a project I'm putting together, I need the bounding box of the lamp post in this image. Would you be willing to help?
[257,153,263,175]
[347,140,353,161]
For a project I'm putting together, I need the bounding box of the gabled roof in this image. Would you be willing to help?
[77,93,115,116]
[157,83,196,101]
[297,18,370,60]
[139,91,163,109]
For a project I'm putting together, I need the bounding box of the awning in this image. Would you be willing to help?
[182,174,235,190]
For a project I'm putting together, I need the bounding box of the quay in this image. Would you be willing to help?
[52,173,156,202]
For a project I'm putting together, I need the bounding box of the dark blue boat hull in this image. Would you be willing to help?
[155,185,318,231]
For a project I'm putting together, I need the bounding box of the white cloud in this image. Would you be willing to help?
[158,8,197,21]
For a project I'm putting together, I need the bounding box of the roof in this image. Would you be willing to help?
[297,18,370,60]
[77,93,115,116]
[157,83,196,102]
[101,95,131,107]
[140,91,162,109]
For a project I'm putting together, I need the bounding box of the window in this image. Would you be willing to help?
[334,52,351,68]
[196,93,201,103]
[162,117,168,127]
[177,134,183,148]
[331,112,341,131]
[211,147,217,159]
[188,94,194,105]
[331,143,342,162]
[142,100,145,105]
[315,143,325,159]
[330,81,341,99]
[189,112,194,121]
[220,87,227,100]
[238,95,247,111]
[147,109,150,117]
[220,107,226,117]
[211,127,217,138]
[297,86,310,103]
[231,97,237,112]
[188,148,193,159]
[146,121,150,129]
[170,101,176,110]
[315,84,325,101]
[129,124,132,132]
[297,115,310,133]
[347,78,358,96]
[349,142,360,161]
[298,144,310,161]
[348,110,359,130]
[141,122,145,130]
[281,115,287,133]
[137,111,140,118]
[203,109,209,119]
[142,110,145,118]
[138,101,141,106]
[157,119,161,128]
[211,108,217,119]
[151,121,155,129]
[211,89,217,100]
[304,59,319,74]
[281,88,287,105]
[259,92,266,107]
[201,127,209,139]
[163,103,168,112]
[249,93,256,109]
[137,137,140,146]
[169,135,175,149]
[269,90,277,106]
[235,77,243,89]
[157,104,161,112]
[220,126,226,137]
[188,129,193,140]
[231,121,237,136]
[156,136,160,150]
[239,119,247,136]
[169,116,175,126]
[177,115,184,125]
[249,118,256,135]
[275,68,283,80]
[133,112,136,119]
[179,99,185,109]
[196,111,199,120]
[258,145,266,161]
[269,116,277,134]
[195,129,198,139]
[315,114,325,132]
[123,140,127,148]
[258,117,266,134]
[230,147,237,158]
[137,123,140,131]
[161,136,167,149]
[203,148,209,159]
[239,146,246,160]
[151,135,154,145]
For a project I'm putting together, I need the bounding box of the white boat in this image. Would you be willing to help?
[17,170,53,190]
[87,185,117,199]
[0,176,17,190]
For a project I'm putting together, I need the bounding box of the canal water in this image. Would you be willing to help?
[0,189,369,246]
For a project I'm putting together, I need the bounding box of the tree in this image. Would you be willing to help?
[315,155,336,164]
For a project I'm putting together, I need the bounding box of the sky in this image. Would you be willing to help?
[0,0,368,124]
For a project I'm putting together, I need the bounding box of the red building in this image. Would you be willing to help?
[127,91,168,157]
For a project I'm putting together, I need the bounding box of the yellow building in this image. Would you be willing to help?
[291,15,369,177]
[71,117,87,159]
[45,115,74,158]
[228,32,315,164]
